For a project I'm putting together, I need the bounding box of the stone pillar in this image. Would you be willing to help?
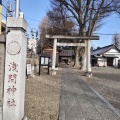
[82,40,87,71]
[86,39,92,77]
[52,38,57,75]
[3,17,27,120]
[0,35,5,120]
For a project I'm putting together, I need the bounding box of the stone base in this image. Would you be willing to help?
[85,72,93,77]
[50,70,56,75]
[22,116,28,120]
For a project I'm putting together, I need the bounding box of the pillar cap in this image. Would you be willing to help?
[7,17,28,31]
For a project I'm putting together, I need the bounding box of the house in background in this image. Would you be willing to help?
[42,45,59,63]
[42,47,74,64]
[59,50,74,63]
[91,44,120,67]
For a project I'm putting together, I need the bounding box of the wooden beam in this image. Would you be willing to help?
[57,42,86,46]
[46,35,99,40]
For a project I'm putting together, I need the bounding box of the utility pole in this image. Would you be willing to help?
[15,0,20,17]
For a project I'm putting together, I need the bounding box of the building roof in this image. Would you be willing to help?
[91,44,120,56]
[103,54,118,58]
[59,50,74,57]
[43,45,53,50]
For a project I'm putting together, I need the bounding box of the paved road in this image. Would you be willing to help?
[59,67,120,120]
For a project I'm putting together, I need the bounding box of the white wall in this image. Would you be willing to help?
[28,39,37,49]
[97,58,107,67]
[105,48,120,67]
[113,56,120,67]
[28,39,37,54]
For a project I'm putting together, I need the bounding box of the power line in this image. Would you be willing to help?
[27,23,32,30]
[19,7,39,34]
[2,3,13,17]
[28,22,39,26]
[24,18,34,30]
[25,16,40,22]
[0,12,6,18]
[2,4,33,30]
[2,3,38,36]
[94,33,120,36]
[2,4,8,11]
[2,4,119,36]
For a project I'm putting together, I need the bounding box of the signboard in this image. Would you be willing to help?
[41,57,49,65]
[39,55,50,75]
[41,57,44,65]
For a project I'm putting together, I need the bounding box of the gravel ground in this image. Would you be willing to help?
[24,68,62,120]
[24,65,120,119]
[75,66,120,113]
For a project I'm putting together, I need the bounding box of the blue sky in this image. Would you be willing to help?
[2,0,120,48]
[92,14,120,48]
[2,0,51,36]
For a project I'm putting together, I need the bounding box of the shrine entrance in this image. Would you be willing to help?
[46,35,99,76]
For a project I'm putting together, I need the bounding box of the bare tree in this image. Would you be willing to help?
[38,4,75,54]
[50,0,120,69]
[112,33,120,48]
[47,3,75,35]
[38,17,49,54]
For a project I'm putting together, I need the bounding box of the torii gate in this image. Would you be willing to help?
[46,35,99,76]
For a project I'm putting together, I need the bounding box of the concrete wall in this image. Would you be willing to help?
[0,34,5,120]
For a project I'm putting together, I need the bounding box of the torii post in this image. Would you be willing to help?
[46,35,99,76]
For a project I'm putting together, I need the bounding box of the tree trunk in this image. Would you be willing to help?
[79,27,87,70]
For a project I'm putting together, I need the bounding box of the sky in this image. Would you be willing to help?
[2,0,120,49]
